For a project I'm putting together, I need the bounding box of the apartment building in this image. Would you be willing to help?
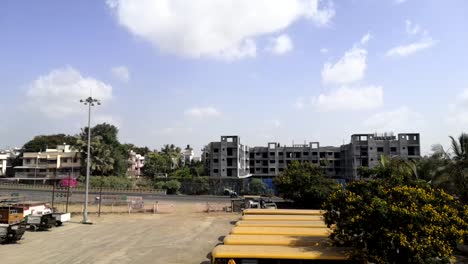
[202,136,250,177]
[0,153,8,177]
[127,150,145,178]
[14,145,81,183]
[203,133,421,181]
[341,133,421,179]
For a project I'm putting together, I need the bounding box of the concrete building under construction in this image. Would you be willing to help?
[202,133,421,181]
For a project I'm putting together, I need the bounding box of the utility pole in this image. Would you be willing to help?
[80,97,100,224]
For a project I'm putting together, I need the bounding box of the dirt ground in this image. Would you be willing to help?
[0,201,239,264]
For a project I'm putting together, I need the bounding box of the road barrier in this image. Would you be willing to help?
[0,183,166,195]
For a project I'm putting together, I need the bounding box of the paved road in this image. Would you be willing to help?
[0,188,232,203]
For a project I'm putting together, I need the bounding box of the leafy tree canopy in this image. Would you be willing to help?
[23,134,77,152]
[274,161,339,208]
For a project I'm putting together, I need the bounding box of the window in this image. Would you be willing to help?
[303,152,309,156]
[213,148,219,153]
[269,152,275,156]
[334,152,340,159]
[249,168,254,173]
[227,148,233,156]
[262,153,268,158]
[312,152,318,156]
[262,161,268,166]
[213,169,219,173]
[377,147,384,152]
[279,160,284,164]
[402,147,406,150]
[312,160,318,164]
[269,160,276,164]
[249,153,254,158]
[390,147,397,153]
[262,168,268,173]
[213,159,219,163]
[279,152,284,156]
[369,147,373,150]
[320,152,325,158]
[279,168,284,172]
[328,152,333,156]
[269,168,275,172]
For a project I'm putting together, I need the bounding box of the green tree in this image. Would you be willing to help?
[274,161,339,208]
[170,167,192,178]
[324,179,468,264]
[249,178,266,195]
[78,123,128,177]
[23,134,77,152]
[427,134,468,203]
[143,152,172,177]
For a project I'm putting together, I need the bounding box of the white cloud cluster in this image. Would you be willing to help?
[363,106,424,131]
[26,67,112,118]
[107,0,334,60]
[111,66,130,82]
[312,85,383,112]
[447,88,468,124]
[321,47,367,85]
[267,34,293,55]
[184,107,221,119]
[312,33,382,112]
[386,20,435,57]
[386,38,435,57]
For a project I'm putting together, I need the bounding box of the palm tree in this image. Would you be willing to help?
[449,133,468,161]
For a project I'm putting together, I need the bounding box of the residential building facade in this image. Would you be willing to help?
[127,150,145,178]
[14,145,81,183]
[203,133,421,181]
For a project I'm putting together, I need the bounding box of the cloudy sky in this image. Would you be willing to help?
[1,0,467,155]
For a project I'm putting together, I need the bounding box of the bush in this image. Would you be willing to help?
[155,179,181,194]
[323,180,468,264]
[249,178,266,195]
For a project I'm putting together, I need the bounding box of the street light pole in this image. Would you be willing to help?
[80,97,100,224]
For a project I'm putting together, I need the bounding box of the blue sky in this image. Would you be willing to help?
[1,0,467,155]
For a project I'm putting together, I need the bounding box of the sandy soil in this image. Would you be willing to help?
[0,201,239,264]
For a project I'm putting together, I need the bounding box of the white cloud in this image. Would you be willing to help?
[360,32,371,45]
[184,107,221,118]
[447,88,468,124]
[26,66,112,119]
[107,0,334,60]
[312,85,383,112]
[93,114,122,128]
[111,66,130,82]
[364,106,424,131]
[385,38,435,57]
[405,20,420,36]
[386,21,435,58]
[267,34,293,55]
[321,47,367,85]
[320,48,328,53]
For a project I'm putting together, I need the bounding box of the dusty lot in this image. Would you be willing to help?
[0,201,239,264]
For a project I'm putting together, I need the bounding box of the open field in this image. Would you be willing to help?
[0,201,239,264]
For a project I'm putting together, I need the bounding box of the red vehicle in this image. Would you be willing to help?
[59,178,77,188]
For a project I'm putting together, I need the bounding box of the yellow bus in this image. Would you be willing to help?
[211,245,354,264]
[242,215,323,222]
[243,209,324,216]
[235,220,326,228]
[230,226,330,237]
[223,235,330,247]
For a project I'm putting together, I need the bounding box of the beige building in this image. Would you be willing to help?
[14,145,81,184]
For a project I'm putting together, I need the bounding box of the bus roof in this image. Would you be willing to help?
[242,215,323,221]
[223,235,331,247]
[243,209,324,215]
[235,220,326,228]
[230,226,330,237]
[212,245,350,260]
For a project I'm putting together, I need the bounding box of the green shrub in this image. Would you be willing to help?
[249,178,266,195]
[323,180,468,263]
[156,179,181,194]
